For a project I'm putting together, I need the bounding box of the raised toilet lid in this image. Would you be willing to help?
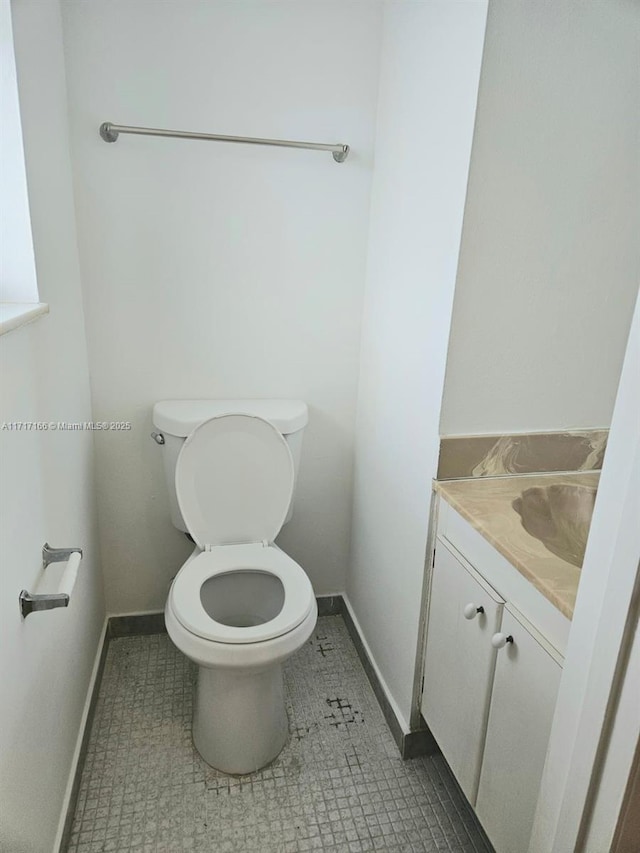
[175,414,294,548]
[171,544,315,644]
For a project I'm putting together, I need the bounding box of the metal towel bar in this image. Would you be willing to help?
[99,121,350,163]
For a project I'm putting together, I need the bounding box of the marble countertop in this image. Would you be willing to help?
[434,471,600,619]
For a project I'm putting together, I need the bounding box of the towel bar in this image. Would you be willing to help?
[99,121,350,163]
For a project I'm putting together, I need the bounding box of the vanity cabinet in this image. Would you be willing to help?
[422,497,568,853]
[421,540,503,803]
[475,608,563,853]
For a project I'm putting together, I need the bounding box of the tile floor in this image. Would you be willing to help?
[66,616,493,853]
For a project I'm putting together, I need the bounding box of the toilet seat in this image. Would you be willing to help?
[172,414,313,647]
[171,544,315,645]
[175,413,294,549]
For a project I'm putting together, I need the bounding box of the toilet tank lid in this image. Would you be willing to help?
[153,399,308,437]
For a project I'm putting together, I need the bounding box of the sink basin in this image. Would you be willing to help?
[512,484,597,567]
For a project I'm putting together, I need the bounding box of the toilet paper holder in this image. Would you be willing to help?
[19,543,83,618]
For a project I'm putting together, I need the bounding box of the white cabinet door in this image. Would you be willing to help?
[476,608,563,853]
[421,539,504,804]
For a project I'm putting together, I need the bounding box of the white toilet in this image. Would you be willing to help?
[152,400,317,775]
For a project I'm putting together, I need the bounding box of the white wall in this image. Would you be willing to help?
[0,2,105,851]
[440,0,640,436]
[0,0,37,302]
[529,295,639,852]
[60,0,383,613]
[347,1,488,727]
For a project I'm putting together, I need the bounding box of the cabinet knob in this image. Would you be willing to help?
[463,603,485,620]
[492,632,514,649]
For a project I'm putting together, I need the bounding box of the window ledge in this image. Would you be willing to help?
[0,302,49,337]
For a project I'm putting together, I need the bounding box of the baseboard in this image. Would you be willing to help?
[55,612,165,852]
[315,594,344,616]
[107,597,346,634]
[55,617,109,853]
[106,599,342,633]
[341,595,436,760]
[402,726,438,759]
[108,611,166,637]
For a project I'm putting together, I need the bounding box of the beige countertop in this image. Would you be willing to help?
[434,471,600,620]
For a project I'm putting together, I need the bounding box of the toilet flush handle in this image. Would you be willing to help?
[151,431,165,445]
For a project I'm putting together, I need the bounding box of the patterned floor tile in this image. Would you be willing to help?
[66,616,493,853]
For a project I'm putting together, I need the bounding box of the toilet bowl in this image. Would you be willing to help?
[160,410,317,774]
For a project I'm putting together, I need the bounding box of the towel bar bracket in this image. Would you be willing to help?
[19,591,70,618]
[100,122,119,143]
[43,543,83,567]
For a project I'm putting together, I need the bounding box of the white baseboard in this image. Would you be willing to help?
[53,616,108,853]
[342,593,410,734]
[107,608,164,618]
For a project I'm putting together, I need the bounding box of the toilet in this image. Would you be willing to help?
[152,400,317,775]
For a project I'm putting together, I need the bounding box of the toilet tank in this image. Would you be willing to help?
[152,399,308,533]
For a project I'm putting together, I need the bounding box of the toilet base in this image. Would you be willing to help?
[193,663,288,775]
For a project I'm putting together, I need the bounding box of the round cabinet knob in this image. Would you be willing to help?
[492,632,514,649]
[463,603,485,620]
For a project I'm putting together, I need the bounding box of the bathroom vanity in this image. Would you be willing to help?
[421,473,598,853]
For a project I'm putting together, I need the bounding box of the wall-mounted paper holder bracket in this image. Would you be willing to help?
[19,543,83,618]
